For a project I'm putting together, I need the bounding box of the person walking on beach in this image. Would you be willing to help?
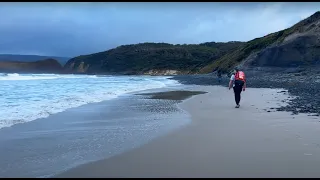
[229,67,246,108]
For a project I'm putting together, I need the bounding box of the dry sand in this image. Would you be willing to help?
[55,86,320,178]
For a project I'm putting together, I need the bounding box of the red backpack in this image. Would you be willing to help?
[235,71,246,82]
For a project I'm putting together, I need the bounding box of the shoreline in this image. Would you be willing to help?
[0,85,197,178]
[55,85,320,178]
[0,74,181,130]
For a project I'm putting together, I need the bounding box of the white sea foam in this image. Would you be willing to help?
[0,74,181,129]
[0,73,99,81]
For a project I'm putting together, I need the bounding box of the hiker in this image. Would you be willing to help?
[228,67,246,108]
[217,70,222,83]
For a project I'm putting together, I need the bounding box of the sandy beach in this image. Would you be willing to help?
[0,86,192,178]
[54,85,320,178]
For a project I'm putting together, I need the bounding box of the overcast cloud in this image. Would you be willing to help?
[0,2,319,57]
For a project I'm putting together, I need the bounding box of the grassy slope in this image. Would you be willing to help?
[65,42,244,74]
[65,11,320,74]
[199,11,320,73]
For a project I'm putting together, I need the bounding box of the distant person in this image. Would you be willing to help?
[217,70,222,83]
[228,67,246,108]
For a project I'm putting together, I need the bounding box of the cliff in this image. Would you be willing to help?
[0,58,64,73]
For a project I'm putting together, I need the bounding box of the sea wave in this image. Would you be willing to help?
[0,74,181,129]
[0,73,98,81]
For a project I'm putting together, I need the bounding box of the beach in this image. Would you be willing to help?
[0,83,190,178]
[2,3,320,179]
[55,85,320,178]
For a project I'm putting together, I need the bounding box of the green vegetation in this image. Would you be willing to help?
[200,11,320,73]
[200,31,285,73]
[65,11,320,75]
[65,42,244,74]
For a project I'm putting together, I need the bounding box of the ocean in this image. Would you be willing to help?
[0,73,180,129]
[0,73,191,177]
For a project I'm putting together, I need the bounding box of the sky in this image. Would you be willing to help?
[0,2,319,57]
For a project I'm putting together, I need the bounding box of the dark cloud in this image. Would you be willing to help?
[0,2,319,57]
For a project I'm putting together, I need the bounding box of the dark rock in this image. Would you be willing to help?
[278,90,287,93]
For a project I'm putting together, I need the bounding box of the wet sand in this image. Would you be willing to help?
[136,90,207,101]
[55,86,320,178]
[0,90,192,178]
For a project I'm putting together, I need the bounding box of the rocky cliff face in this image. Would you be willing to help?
[201,11,320,73]
[143,69,184,76]
[243,12,320,68]
[0,58,64,73]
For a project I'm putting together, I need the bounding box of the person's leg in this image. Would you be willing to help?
[237,85,243,105]
[233,86,239,105]
[233,84,242,106]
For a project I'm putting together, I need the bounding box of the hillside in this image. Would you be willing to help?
[0,54,70,65]
[64,11,320,75]
[64,42,244,75]
[200,11,320,73]
[0,59,64,73]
